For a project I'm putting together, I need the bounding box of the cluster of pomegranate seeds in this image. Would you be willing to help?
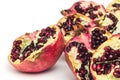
[11,27,56,62]
[74,2,102,20]
[92,46,120,76]
[91,28,108,49]
[11,40,22,62]
[39,27,56,38]
[36,27,56,50]
[75,64,88,80]
[59,16,74,32]
[105,13,118,33]
[66,41,93,80]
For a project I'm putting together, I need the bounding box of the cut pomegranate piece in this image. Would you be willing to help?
[64,26,111,80]
[61,1,106,25]
[8,25,65,72]
[90,34,120,80]
[101,0,120,34]
[57,13,96,43]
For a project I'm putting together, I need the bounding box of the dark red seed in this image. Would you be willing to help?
[92,63,97,71]
[96,64,101,71]
[113,68,120,78]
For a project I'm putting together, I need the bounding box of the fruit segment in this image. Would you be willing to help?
[8,25,64,72]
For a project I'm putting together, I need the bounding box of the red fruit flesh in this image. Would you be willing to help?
[8,25,64,72]
[64,26,111,80]
[90,34,120,80]
[61,1,106,24]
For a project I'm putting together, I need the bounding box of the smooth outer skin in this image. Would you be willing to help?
[8,28,65,72]
[90,34,120,80]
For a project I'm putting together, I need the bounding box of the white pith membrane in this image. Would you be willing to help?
[8,25,59,64]
[61,1,106,25]
[90,35,120,80]
[57,13,96,43]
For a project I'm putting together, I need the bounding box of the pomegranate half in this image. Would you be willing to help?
[90,34,120,80]
[64,26,111,80]
[8,25,64,72]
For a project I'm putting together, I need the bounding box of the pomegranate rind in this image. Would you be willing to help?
[8,25,65,72]
[90,34,120,80]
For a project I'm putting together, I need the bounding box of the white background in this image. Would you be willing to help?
[0,0,112,80]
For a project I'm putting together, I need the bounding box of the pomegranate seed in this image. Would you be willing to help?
[92,63,97,71]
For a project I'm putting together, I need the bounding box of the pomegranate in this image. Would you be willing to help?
[61,0,106,25]
[57,13,96,43]
[90,34,120,80]
[8,25,64,72]
[64,26,111,80]
[100,0,120,34]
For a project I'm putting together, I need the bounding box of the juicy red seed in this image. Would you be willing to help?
[93,58,97,63]
[96,64,101,71]
[101,56,107,61]
[113,68,120,78]
[104,46,111,51]
[94,5,99,10]
[97,57,102,62]
[92,63,97,71]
